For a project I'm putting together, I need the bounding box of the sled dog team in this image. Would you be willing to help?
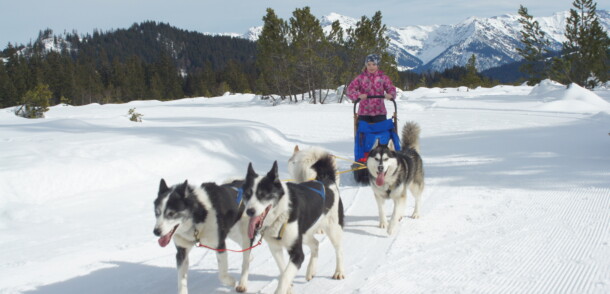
[153,121,424,294]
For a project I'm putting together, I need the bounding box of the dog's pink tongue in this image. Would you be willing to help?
[158,232,173,247]
[376,171,385,186]
[248,215,262,240]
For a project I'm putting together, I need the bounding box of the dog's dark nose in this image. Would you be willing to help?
[246,208,255,217]
[153,228,161,236]
[377,165,384,173]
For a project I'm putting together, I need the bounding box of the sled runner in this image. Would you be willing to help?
[352,96,401,183]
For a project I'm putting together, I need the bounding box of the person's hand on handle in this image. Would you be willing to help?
[358,93,368,100]
[385,93,394,100]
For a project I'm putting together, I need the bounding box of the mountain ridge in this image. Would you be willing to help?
[241,10,609,72]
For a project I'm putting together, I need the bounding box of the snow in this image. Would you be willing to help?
[1,81,609,294]
[533,83,610,112]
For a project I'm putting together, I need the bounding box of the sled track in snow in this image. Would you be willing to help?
[523,188,610,294]
[352,185,610,294]
[184,182,609,293]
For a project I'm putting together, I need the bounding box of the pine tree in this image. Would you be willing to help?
[557,0,610,88]
[74,56,103,105]
[202,61,217,97]
[585,17,610,85]
[7,55,30,106]
[0,59,18,108]
[318,20,344,103]
[418,75,427,88]
[516,5,551,85]
[17,84,52,118]
[463,54,483,89]
[257,8,293,100]
[154,52,184,100]
[341,11,397,100]
[223,59,250,93]
[125,56,147,101]
[289,6,325,103]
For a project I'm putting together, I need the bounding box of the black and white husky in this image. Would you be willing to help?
[366,121,425,235]
[242,158,345,294]
[153,179,252,293]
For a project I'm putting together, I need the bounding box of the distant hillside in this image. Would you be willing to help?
[6,21,257,74]
[0,21,259,107]
[481,61,527,84]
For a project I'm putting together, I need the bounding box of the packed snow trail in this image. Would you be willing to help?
[1,85,609,293]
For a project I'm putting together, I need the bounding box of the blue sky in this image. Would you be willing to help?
[1,0,606,46]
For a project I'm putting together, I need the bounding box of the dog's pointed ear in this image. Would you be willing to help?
[244,163,256,193]
[268,160,279,181]
[181,180,189,197]
[388,139,395,150]
[293,145,300,154]
[247,162,257,178]
[159,179,169,193]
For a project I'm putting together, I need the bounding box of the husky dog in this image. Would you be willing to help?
[288,145,340,186]
[242,158,345,294]
[153,179,252,293]
[288,145,340,236]
[366,121,424,235]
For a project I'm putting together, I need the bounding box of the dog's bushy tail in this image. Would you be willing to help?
[310,153,338,185]
[311,152,344,228]
[401,121,421,152]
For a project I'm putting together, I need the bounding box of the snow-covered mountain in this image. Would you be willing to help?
[243,10,610,72]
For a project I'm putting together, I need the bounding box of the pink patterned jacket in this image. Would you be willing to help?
[347,70,397,116]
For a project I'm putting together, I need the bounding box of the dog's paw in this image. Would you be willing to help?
[306,273,316,281]
[387,224,397,236]
[411,212,420,219]
[276,286,293,294]
[306,266,317,281]
[332,271,345,280]
[220,275,236,287]
[378,220,388,229]
[236,285,247,293]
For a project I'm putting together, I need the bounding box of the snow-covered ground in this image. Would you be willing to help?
[1,81,609,293]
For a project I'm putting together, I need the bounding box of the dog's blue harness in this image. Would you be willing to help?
[231,187,243,205]
[275,180,326,241]
[304,180,326,201]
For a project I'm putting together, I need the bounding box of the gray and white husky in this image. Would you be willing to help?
[366,121,425,235]
[153,179,252,293]
[242,157,345,294]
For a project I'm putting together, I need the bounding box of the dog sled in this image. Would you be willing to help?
[352,96,401,184]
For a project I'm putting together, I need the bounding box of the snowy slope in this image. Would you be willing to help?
[0,82,609,293]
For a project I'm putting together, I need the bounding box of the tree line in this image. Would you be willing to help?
[255,8,498,103]
[517,0,609,87]
[0,21,258,108]
[1,10,502,110]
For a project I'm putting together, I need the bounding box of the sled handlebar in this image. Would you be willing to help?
[353,95,397,115]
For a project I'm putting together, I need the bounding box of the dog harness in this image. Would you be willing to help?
[304,180,326,200]
[275,181,326,240]
[230,186,244,205]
